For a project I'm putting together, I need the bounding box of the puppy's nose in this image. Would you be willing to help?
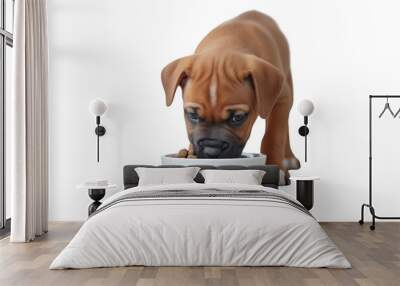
[198,139,229,158]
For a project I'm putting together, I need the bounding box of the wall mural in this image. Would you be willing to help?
[161,10,300,179]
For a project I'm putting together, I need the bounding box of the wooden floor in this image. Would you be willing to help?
[0,222,399,286]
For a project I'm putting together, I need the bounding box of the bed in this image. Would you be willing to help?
[50,165,350,269]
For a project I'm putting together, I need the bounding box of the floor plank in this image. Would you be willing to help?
[0,222,399,286]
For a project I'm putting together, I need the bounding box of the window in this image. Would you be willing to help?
[0,0,14,234]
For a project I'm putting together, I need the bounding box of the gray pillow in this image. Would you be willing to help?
[200,169,266,185]
[135,167,201,186]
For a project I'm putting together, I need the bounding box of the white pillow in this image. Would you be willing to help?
[135,167,200,186]
[200,169,266,185]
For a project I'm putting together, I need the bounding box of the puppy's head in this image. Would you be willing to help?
[161,52,285,158]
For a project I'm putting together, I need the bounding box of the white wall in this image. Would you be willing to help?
[48,0,400,221]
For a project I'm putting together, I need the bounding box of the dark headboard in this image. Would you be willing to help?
[123,165,280,189]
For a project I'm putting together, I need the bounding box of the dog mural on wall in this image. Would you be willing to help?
[161,10,300,179]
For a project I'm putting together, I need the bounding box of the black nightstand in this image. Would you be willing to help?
[77,184,116,216]
[289,177,319,210]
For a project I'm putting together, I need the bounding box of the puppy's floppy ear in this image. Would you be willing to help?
[242,55,285,118]
[161,55,196,106]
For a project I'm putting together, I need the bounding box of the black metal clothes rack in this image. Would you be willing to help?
[359,95,400,230]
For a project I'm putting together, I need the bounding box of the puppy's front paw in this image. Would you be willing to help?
[282,157,301,171]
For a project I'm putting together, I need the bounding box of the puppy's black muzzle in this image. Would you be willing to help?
[198,138,229,158]
[191,125,244,158]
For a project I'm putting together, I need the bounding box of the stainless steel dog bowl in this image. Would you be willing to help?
[161,153,267,166]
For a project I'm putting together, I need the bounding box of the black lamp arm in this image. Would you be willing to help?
[298,115,310,162]
[94,116,106,162]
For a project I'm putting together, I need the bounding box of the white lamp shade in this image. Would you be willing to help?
[298,99,314,116]
[89,99,107,116]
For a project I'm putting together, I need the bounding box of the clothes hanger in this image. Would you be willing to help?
[378,97,395,118]
[394,105,400,118]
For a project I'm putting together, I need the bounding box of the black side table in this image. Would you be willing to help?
[77,184,116,216]
[289,177,320,210]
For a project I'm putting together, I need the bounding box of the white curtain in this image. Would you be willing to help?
[10,0,48,242]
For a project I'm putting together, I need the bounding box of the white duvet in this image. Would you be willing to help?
[50,183,350,269]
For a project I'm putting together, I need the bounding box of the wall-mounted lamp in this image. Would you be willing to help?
[89,99,107,162]
[298,99,314,162]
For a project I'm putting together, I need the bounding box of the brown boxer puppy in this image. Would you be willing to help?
[161,10,300,176]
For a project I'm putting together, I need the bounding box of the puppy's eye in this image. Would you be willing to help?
[187,111,200,124]
[228,112,248,126]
